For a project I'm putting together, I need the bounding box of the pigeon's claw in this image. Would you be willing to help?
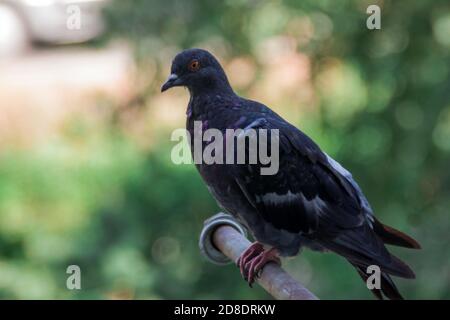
[236,242,264,279]
[245,248,280,286]
[237,243,281,287]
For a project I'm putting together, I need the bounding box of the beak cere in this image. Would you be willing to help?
[161,73,179,92]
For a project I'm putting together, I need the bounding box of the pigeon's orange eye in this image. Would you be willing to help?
[188,60,200,72]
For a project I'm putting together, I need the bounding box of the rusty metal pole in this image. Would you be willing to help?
[199,213,318,300]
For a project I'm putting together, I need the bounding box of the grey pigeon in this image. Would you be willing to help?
[161,48,420,299]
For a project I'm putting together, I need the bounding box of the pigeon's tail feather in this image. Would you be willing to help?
[373,219,421,249]
[351,262,404,300]
[379,273,404,300]
[387,254,416,279]
[319,225,416,279]
[332,242,416,279]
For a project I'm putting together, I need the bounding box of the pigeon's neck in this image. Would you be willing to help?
[187,87,236,120]
[186,67,237,118]
[188,69,235,98]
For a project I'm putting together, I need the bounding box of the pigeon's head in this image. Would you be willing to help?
[161,48,232,94]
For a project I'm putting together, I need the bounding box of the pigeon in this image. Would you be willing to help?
[161,48,420,299]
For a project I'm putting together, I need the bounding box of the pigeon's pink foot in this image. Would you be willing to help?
[236,243,280,287]
[236,242,264,279]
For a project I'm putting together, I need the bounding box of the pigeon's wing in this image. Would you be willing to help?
[226,108,415,278]
[231,114,365,236]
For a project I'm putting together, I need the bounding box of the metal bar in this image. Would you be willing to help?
[212,225,318,300]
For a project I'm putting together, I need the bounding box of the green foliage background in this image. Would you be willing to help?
[0,0,449,299]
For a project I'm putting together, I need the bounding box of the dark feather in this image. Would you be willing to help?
[351,262,404,300]
[373,218,421,249]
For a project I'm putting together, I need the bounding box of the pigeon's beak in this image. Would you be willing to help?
[161,73,180,92]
